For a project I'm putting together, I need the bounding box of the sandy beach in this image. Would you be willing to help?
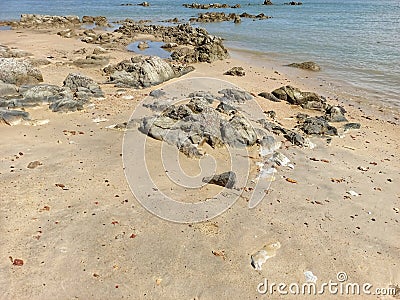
[0,21,399,300]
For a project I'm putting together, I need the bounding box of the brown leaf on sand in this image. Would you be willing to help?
[286,178,297,184]
[212,250,226,260]
[12,258,24,266]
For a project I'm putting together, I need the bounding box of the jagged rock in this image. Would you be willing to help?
[82,16,109,27]
[300,117,338,136]
[258,92,281,102]
[63,73,104,98]
[19,84,73,106]
[138,1,150,6]
[288,61,321,71]
[221,115,258,147]
[216,102,237,115]
[224,66,245,76]
[325,105,347,122]
[284,130,306,146]
[202,171,236,189]
[0,58,43,86]
[49,99,84,112]
[218,88,252,103]
[190,12,271,23]
[104,56,194,88]
[272,85,326,109]
[263,0,273,5]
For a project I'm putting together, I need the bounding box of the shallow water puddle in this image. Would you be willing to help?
[127,41,171,59]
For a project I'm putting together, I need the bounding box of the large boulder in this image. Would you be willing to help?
[271,85,326,109]
[0,58,43,85]
[63,73,104,98]
[104,56,194,88]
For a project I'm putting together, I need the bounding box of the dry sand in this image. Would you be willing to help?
[0,28,399,299]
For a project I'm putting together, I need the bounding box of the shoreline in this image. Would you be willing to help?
[1,21,399,299]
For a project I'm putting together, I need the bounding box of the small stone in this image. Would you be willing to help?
[202,171,236,189]
[27,161,42,169]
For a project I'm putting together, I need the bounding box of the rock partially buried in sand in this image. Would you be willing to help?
[288,61,321,71]
[104,56,194,88]
[251,241,281,271]
[224,66,245,76]
[202,171,236,189]
[272,85,324,108]
[0,109,30,125]
[0,58,43,86]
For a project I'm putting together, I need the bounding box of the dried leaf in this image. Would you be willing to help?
[286,178,297,184]
[12,259,24,266]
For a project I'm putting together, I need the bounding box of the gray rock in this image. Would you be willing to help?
[0,109,30,125]
[19,84,73,106]
[0,58,43,85]
[224,66,245,76]
[49,98,84,112]
[258,92,281,102]
[149,89,166,98]
[63,73,104,98]
[216,101,237,115]
[221,115,258,147]
[202,171,236,189]
[284,130,306,146]
[287,61,321,71]
[105,56,193,88]
[73,55,110,68]
[218,88,253,103]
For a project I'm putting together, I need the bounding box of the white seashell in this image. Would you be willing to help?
[347,190,359,197]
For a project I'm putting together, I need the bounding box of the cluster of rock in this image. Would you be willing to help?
[139,89,268,157]
[287,61,321,71]
[0,59,103,118]
[115,22,229,63]
[257,85,360,141]
[284,1,302,5]
[183,3,240,9]
[81,16,110,27]
[80,29,115,44]
[8,14,81,29]
[189,12,271,23]
[103,55,194,88]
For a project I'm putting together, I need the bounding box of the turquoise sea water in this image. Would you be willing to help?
[0,0,399,108]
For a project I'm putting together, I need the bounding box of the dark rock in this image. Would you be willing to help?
[183,3,240,9]
[284,130,305,146]
[221,115,258,147]
[263,0,273,4]
[285,1,302,5]
[300,117,338,136]
[202,171,236,189]
[138,1,150,6]
[258,92,281,102]
[0,58,43,86]
[271,85,326,109]
[234,15,241,23]
[288,61,321,71]
[216,102,237,115]
[224,66,245,76]
[264,110,276,119]
[296,113,310,122]
[343,123,361,131]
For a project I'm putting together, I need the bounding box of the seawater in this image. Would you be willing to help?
[0,0,399,108]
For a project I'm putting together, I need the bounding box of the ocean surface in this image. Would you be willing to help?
[1,0,399,108]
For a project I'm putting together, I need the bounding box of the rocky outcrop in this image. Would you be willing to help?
[80,29,115,44]
[263,0,273,4]
[190,12,271,23]
[10,14,80,28]
[103,56,194,88]
[258,92,281,102]
[183,3,240,9]
[115,23,229,63]
[299,117,338,136]
[81,16,109,27]
[0,58,43,86]
[63,73,104,99]
[287,61,321,71]
[138,1,150,6]
[0,109,30,125]
[224,66,245,76]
